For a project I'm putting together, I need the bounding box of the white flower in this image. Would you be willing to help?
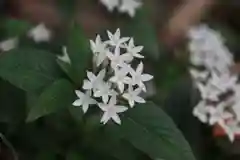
[28,23,51,43]
[83,69,105,91]
[124,38,144,61]
[109,64,131,93]
[72,90,97,113]
[196,82,221,101]
[90,35,107,66]
[209,72,237,93]
[0,38,18,51]
[122,86,145,107]
[208,102,233,125]
[57,46,71,64]
[94,82,117,103]
[118,0,142,17]
[100,0,119,12]
[189,69,209,82]
[188,24,233,72]
[193,101,208,123]
[127,62,153,91]
[98,96,128,124]
[107,46,131,70]
[106,29,130,47]
[220,120,240,142]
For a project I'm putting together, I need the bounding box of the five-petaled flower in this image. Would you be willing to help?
[98,96,128,124]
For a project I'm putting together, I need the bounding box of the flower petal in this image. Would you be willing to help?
[141,74,153,81]
[112,114,121,125]
[72,99,82,106]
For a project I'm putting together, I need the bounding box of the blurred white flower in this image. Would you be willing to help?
[0,38,18,52]
[188,25,233,73]
[28,24,51,43]
[90,35,107,66]
[73,90,97,113]
[193,101,209,123]
[106,29,130,47]
[57,46,71,64]
[83,69,105,91]
[196,82,221,101]
[99,96,128,124]
[189,69,209,82]
[118,0,142,17]
[127,62,153,91]
[100,0,119,12]
[94,82,117,103]
[209,72,237,93]
[208,102,233,125]
[122,86,145,107]
[124,38,144,61]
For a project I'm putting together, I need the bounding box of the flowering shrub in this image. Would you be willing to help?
[188,25,240,142]
[0,2,196,159]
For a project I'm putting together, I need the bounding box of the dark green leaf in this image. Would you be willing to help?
[57,59,76,83]
[66,150,84,160]
[27,79,74,122]
[66,23,91,85]
[4,19,31,37]
[110,102,196,160]
[36,151,56,160]
[122,8,160,59]
[0,48,62,94]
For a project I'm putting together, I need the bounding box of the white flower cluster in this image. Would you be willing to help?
[73,28,153,125]
[188,24,240,142]
[99,0,142,17]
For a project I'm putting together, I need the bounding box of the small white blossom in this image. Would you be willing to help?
[122,86,145,107]
[90,35,107,66]
[209,72,237,93]
[107,46,131,70]
[127,62,153,91]
[208,102,233,125]
[196,82,221,101]
[118,0,142,17]
[109,65,131,93]
[57,46,71,64]
[83,69,105,91]
[0,38,18,52]
[28,24,51,43]
[106,29,130,47]
[188,25,233,73]
[99,96,128,124]
[124,38,144,61]
[189,69,209,82]
[100,0,119,12]
[73,90,97,113]
[193,101,209,123]
[94,82,117,103]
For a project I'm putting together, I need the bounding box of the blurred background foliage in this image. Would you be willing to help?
[1,0,240,160]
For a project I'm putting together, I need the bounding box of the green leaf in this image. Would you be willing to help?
[27,79,74,122]
[122,8,160,59]
[66,150,84,160]
[66,23,91,85]
[110,102,196,160]
[0,48,62,94]
[36,151,56,160]
[4,19,31,37]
